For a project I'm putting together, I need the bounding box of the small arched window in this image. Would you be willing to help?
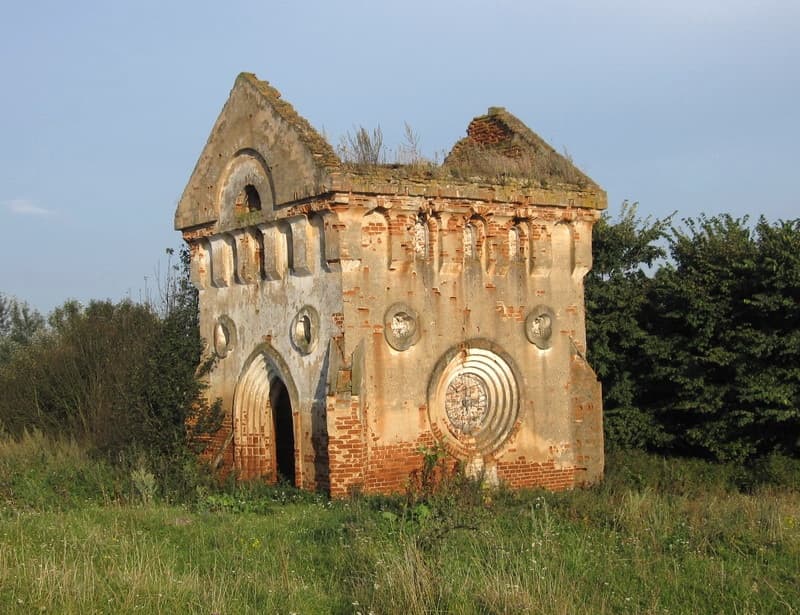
[509,226,520,259]
[234,184,262,214]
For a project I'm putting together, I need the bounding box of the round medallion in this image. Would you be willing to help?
[384,303,420,351]
[290,306,320,355]
[525,305,555,349]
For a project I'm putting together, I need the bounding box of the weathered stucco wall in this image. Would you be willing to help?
[187,212,343,491]
[175,73,605,496]
[325,194,603,495]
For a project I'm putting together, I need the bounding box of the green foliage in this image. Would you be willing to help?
[130,463,158,505]
[0,293,45,364]
[1,299,160,446]
[646,215,800,460]
[0,430,122,512]
[588,209,800,462]
[399,445,487,551]
[585,201,672,449]
[2,447,797,614]
[0,247,221,499]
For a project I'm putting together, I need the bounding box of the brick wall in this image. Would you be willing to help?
[327,397,367,497]
[496,457,577,490]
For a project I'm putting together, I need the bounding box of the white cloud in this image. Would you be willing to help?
[5,199,53,216]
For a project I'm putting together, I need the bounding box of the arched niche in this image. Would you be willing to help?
[530,222,552,276]
[508,221,530,265]
[360,209,390,267]
[412,215,429,260]
[463,216,487,268]
[508,225,520,260]
[426,215,440,265]
[189,238,211,289]
[217,149,276,230]
[552,221,576,274]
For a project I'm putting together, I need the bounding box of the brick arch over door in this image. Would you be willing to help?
[232,344,302,484]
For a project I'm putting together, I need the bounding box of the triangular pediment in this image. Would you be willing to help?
[175,73,340,231]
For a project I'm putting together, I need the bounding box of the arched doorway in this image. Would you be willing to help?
[232,347,300,486]
[270,377,295,484]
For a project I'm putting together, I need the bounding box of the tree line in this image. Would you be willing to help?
[0,249,220,496]
[586,203,800,462]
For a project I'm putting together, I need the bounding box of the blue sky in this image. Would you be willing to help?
[2,0,798,312]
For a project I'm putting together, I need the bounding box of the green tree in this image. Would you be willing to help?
[0,293,45,364]
[0,247,221,495]
[585,202,671,449]
[645,215,800,460]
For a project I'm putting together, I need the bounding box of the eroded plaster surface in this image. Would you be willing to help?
[176,73,606,495]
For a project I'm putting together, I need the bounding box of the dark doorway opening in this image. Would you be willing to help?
[271,377,296,485]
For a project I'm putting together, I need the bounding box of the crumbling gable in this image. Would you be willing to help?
[176,73,339,231]
[176,73,606,496]
[444,106,597,189]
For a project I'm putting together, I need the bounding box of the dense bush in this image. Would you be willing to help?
[587,209,800,462]
[585,201,672,449]
[0,249,220,498]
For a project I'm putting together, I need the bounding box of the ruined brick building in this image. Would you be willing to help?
[175,73,606,496]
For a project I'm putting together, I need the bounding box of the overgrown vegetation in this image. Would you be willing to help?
[336,120,591,188]
[587,205,800,462]
[1,205,800,611]
[337,122,441,176]
[337,124,386,165]
[442,143,588,188]
[1,440,797,613]
[0,248,221,501]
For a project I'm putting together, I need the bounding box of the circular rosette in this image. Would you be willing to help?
[428,343,520,456]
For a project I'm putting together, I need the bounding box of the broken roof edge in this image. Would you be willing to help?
[327,172,607,210]
[237,73,600,194]
[175,73,607,231]
[443,107,599,190]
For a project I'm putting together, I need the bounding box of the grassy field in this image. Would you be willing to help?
[1,432,798,614]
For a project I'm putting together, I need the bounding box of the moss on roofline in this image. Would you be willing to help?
[237,73,341,170]
[232,73,605,210]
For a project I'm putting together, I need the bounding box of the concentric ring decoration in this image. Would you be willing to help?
[428,343,520,456]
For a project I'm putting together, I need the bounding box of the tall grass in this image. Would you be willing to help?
[0,429,121,511]
[1,437,798,614]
